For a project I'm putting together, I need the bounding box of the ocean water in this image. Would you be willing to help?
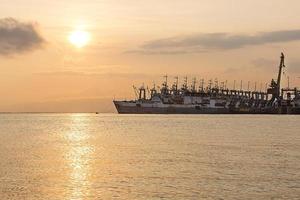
[0,114,299,200]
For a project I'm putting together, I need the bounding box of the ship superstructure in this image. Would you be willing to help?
[114,53,300,114]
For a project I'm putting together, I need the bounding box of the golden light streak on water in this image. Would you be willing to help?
[65,114,94,200]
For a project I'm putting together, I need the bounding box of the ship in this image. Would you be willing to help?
[114,53,300,114]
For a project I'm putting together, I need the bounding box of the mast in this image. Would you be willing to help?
[208,79,212,91]
[214,78,218,89]
[199,78,205,92]
[182,76,188,91]
[163,75,168,88]
[138,84,146,100]
[172,76,179,93]
[161,75,169,95]
[233,80,236,90]
[150,82,157,98]
[191,78,196,92]
[240,80,243,91]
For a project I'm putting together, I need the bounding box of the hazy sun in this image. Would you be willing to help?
[68,30,90,48]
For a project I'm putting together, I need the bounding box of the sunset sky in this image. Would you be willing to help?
[1,0,300,112]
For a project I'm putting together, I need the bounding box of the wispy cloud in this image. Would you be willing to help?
[131,29,300,55]
[34,71,156,79]
[251,57,300,73]
[251,58,277,71]
[125,49,193,55]
[289,61,300,73]
[0,18,44,55]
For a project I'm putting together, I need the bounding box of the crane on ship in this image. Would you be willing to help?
[267,52,285,106]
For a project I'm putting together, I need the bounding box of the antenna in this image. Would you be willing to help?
[199,78,205,91]
[172,76,179,92]
[247,81,250,91]
[265,83,267,92]
[133,85,139,99]
[192,77,197,91]
[183,76,188,90]
[146,86,151,97]
[214,78,218,89]
[260,82,262,92]
[233,80,236,90]
[220,81,224,90]
[163,74,168,88]
[208,79,213,90]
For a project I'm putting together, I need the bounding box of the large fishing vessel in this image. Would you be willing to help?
[114,53,300,114]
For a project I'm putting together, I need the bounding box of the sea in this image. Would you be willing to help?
[0,114,299,199]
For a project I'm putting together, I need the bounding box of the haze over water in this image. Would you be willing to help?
[0,114,299,199]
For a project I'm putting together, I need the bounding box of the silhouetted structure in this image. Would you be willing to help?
[114,53,300,114]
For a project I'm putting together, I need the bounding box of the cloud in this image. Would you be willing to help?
[251,58,300,74]
[132,29,300,55]
[125,49,191,55]
[34,71,155,79]
[251,58,277,71]
[223,67,244,74]
[0,18,44,55]
[35,71,87,77]
[288,61,300,74]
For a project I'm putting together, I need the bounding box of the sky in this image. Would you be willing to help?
[0,0,300,112]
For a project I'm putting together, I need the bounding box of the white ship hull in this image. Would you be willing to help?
[113,100,230,114]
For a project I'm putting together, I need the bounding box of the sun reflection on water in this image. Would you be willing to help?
[65,114,94,200]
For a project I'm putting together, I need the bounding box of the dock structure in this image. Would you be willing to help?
[115,53,300,114]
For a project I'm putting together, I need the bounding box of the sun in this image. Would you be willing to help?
[68,30,90,48]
